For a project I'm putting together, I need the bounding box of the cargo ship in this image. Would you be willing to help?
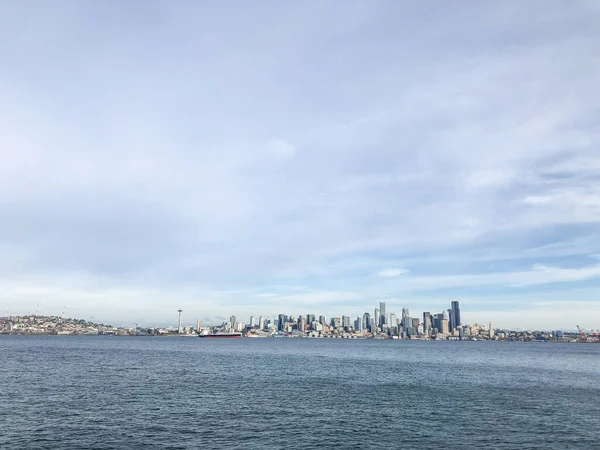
[198,333,242,338]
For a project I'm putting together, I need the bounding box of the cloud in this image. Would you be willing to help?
[375,268,410,278]
[0,2,599,328]
[267,138,296,158]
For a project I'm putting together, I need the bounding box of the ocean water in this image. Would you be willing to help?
[1,337,599,449]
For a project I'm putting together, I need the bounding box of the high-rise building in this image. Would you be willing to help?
[249,316,256,328]
[374,308,380,327]
[379,302,387,327]
[423,312,431,333]
[402,307,411,329]
[451,301,461,330]
[258,316,264,330]
[433,312,445,331]
[411,317,420,329]
[389,313,397,327]
[299,316,307,332]
[448,308,454,331]
[354,317,363,332]
[277,314,286,331]
[441,317,449,334]
[306,314,315,325]
[332,317,341,328]
[342,315,351,329]
[319,315,327,326]
[363,312,371,329]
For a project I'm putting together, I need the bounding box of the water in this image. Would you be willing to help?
[1,337,599,449]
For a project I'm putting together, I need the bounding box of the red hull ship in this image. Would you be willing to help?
[198,333,242,338]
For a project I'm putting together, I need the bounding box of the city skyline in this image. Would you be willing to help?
[0,2,599,330]
[1,298,587,332]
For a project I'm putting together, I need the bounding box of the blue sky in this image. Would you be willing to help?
[0,1,599,329]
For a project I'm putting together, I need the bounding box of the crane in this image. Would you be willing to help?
[577,325,587,343]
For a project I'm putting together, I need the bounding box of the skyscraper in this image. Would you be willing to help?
[389,313,397,327]
[433,312,445,331]
[448,308,454,331]
[441,317,449,334]
[342,315,351,329]
[277,314,285,331]
[354,316,363,332]
[258,316,264,330]
[374,308,380,327]
[451,301,461,330]
[249,316,256,328]
[363,312,371,329]
[423,312,431,331]
[379,301,387,327]
[299,316,307,332]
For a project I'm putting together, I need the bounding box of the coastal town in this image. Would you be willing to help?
[1,300,598,343]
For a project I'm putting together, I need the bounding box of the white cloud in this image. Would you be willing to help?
[375,268,410,278]
[267,138,296,157]
[0,2,599,327]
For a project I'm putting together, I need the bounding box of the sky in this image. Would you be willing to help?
[0,1,599,329]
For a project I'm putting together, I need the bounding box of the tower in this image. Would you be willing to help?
[379,302,386,327]
[451,301,461,330]
[177,309,183,333]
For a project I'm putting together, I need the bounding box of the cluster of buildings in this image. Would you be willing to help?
[213,301,586,341]
[2,306,591,342]
[0,315,114,335]
[215,301,486,339]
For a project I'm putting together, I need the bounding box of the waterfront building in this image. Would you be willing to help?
[379,302,386,327]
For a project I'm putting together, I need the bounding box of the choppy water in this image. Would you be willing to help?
[1,337,599,449]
